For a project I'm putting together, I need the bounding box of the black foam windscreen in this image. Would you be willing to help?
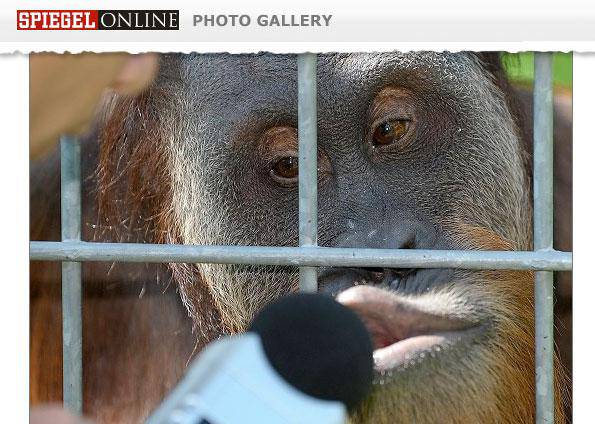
[248,293,374,411]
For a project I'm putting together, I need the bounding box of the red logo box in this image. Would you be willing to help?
[17,10,99,30]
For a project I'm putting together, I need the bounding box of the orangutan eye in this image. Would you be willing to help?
[271,156,299,181]
[372,120,410,146]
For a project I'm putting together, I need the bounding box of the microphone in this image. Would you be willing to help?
[146,293,374,424]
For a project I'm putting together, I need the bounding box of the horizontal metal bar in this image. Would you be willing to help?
[30,241,572,271]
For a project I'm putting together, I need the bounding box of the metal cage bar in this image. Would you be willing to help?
[533,52,555,424]
[30,241,571,271]
[60,136,83,414]
[298,53,319,292]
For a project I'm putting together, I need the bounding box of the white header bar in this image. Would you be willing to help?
[1,0,595,52]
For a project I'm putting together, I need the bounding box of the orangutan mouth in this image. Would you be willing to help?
[337,285,479,372]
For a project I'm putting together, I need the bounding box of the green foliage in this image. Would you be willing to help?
[501,52,572,88]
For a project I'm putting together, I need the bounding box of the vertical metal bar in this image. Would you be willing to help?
[533,52,554,424]
[61,135,83,414]
[297,53,318,292]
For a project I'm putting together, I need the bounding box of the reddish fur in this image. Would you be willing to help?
[452,224,568,423]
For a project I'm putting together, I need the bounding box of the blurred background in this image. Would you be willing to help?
[502,52,572,90]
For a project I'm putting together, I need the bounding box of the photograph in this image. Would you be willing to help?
[28,51,572,423]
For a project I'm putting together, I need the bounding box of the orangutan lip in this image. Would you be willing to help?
[336,285,478,372]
